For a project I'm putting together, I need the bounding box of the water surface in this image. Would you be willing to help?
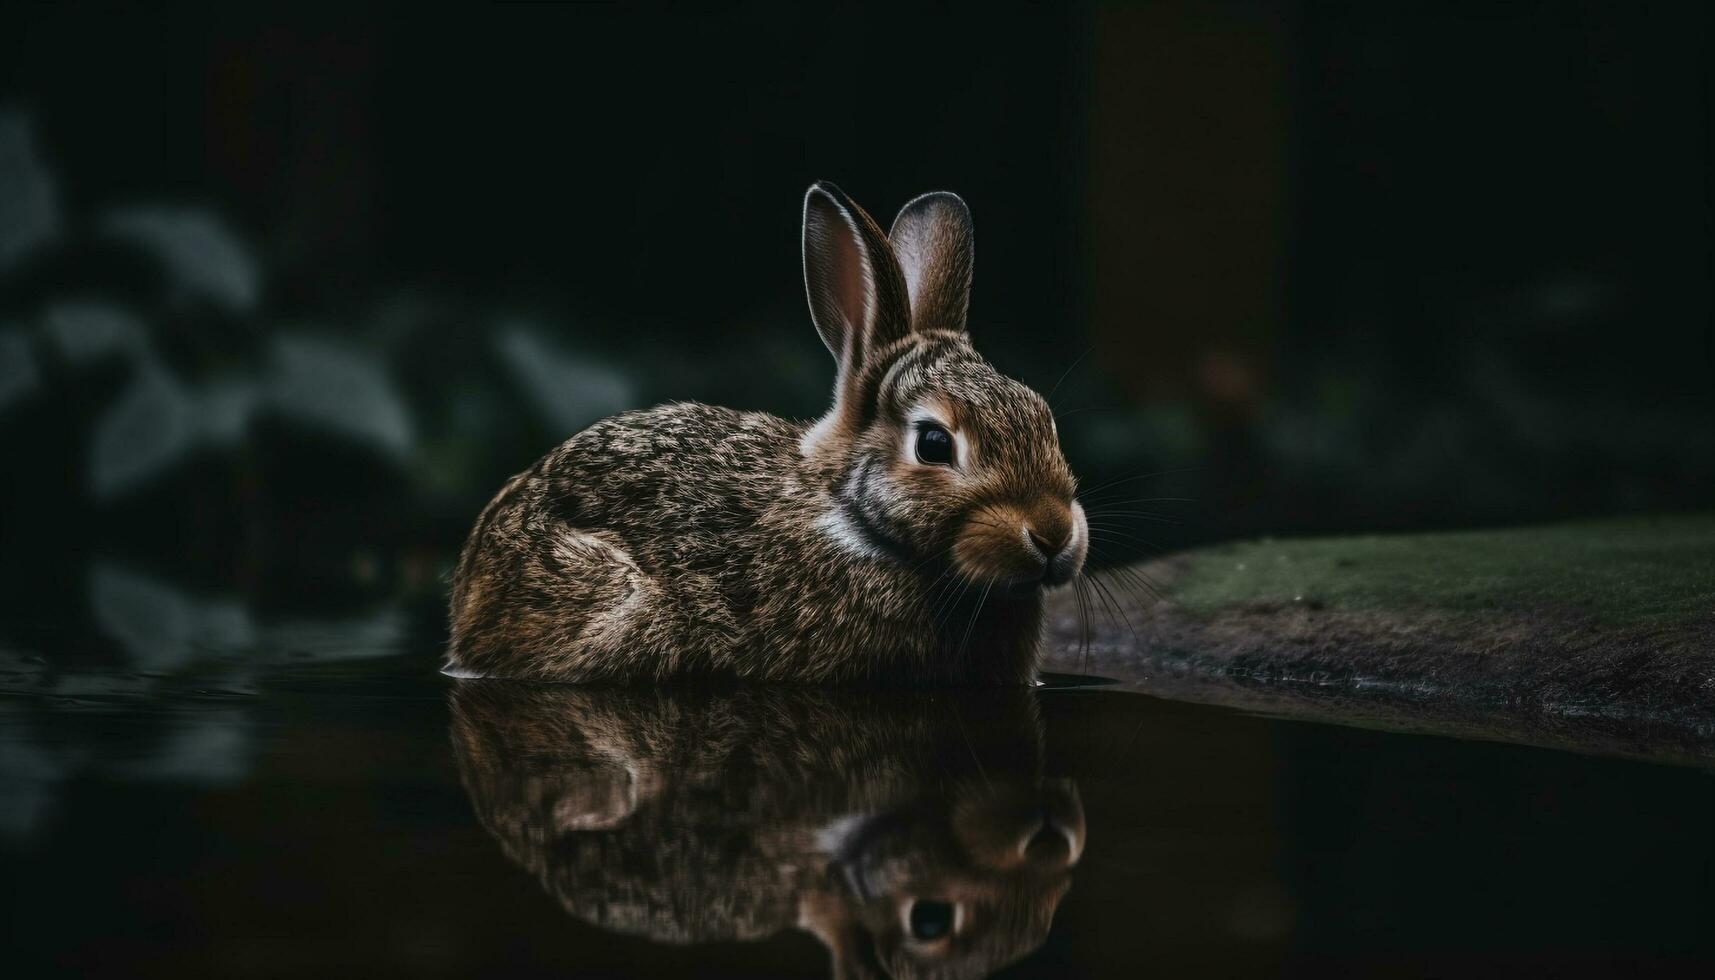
[3,620,1713,978]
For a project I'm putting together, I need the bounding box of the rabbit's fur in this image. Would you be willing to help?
[450,682,1084,980]
[448,183,1086,683]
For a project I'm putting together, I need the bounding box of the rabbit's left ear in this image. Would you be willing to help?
[803,181,912,381]
[889,191,974,333]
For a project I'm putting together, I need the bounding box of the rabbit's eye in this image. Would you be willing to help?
[914,423,955,466]
[907,899,957,941]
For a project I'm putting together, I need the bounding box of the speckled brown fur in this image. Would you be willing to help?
[448,183,1087,683]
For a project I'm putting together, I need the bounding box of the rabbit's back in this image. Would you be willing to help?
[448,403,814,679]
[537,402,805,552]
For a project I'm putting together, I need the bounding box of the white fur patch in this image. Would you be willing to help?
[440,663,485,679]
[815,813,873,853]
[1067,500,1088,561]
[799,409,841,456]
[813,506,887,560]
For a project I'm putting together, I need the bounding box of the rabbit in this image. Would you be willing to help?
[447,181,1087,684]
[449,682,1086,980]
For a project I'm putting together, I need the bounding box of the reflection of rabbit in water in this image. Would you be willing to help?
[450,683,1085,980]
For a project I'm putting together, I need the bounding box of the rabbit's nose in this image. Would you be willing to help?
[1026,504,1078,573]
[1018,806,1084,868]
[1023,823,1073,864]
[1024,507,1072,558]
[1027,526,1065,556]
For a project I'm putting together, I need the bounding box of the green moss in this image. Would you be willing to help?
[1169,514,1715,626]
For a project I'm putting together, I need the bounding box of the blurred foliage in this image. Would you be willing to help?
[0,1,1711,621]
[0,111,643,607]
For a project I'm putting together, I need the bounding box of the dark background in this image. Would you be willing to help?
[3,8,1715,978]
[1,1,1711,616]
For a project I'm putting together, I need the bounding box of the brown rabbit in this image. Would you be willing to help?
[448,182,1087,683]
[450,682,1086,980]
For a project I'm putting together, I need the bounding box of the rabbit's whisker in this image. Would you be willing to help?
[1086,526,1166,554]
[1110,564,1168,604]
[906,542,955,577]
[947,697,992,791]
[1083,569,1143,651]
[939,578,978,645]
[923,565,969,630]
[1073,577,1094,676]
[1084,510,1182,525]
[1090,546,1166,597]
[929,573,977,638]
[1051,404,1123,423]
[1078,466,1201,498]
[1044,343,1094,403]
[1086,545,1168,604]
[957,580,996,666]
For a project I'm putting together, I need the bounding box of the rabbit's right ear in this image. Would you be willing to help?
[889,191,974,334]
[802,182,911,390]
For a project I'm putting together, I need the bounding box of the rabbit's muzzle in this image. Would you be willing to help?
[948,778,1086,874]
[954,499,1088,594]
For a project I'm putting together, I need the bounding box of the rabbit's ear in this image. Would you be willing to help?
[889,191,974,333]
[802,182,911,381]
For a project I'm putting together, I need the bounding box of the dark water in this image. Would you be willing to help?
[3,622,1713,978]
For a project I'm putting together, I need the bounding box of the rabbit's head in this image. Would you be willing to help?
[800,182,1087,595]
[810,779,1084,980]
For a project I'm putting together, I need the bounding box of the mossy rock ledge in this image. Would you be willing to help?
[1046,514,1715,765]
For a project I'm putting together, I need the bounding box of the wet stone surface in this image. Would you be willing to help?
[1046,514,1715,766]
